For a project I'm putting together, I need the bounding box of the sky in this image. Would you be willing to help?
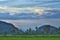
[0,0,60,19]
[0,0,60,28]
[0,0,60,14]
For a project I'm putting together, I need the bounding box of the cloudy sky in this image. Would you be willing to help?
[0,0,60,19]
[0,0,60,14]
[0,0,60,28]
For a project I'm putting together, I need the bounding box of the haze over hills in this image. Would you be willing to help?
[0,21,60,35]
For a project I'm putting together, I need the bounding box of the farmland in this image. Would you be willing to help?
[0,35,60,40]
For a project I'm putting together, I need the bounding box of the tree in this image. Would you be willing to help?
[19,29,24,35]
[44,25,51,34]
[25,28,34,35]
[57,27,60,34]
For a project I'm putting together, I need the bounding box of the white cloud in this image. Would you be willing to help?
[0,6,45,13]
[0,5,60,15]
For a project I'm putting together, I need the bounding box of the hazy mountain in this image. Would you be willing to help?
[0,21,59,35]
[0,21,20,35]
[36,25,58,34]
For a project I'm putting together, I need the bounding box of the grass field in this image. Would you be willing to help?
[0,35,60,40]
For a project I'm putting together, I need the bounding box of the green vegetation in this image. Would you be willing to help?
[0,36,60,40]
[0,21,60,40]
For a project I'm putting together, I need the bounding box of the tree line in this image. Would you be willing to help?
[18,25,60,35]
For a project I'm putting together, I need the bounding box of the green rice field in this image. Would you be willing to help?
[0,35,60,40]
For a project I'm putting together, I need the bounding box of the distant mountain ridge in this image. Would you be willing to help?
[0,21,60,35]
[0,21,20,35]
